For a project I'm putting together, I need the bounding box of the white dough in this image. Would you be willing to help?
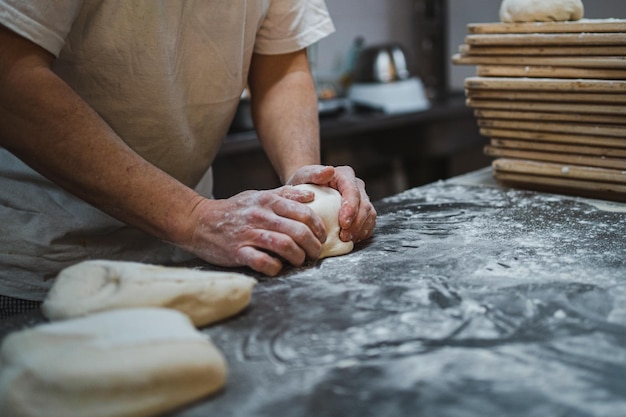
[295,184,354,258]
[42,260,256,327]
[500,0,584,22]
[0,308,227,417]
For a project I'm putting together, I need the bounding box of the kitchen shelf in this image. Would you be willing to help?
[214,92,488,200]
[220,93,474,156]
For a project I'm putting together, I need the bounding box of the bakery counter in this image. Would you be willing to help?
[184,169,626,417]
[2,169,625,416]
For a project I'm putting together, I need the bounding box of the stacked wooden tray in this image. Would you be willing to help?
[453,19,626,202]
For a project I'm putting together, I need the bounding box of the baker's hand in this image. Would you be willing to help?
[286,165,377,243]
[180,187,327,276]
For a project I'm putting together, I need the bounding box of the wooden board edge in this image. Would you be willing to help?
[484,145,626,170]
[492,168,626,202]
[467,19,626,35]
[492,158,626,184]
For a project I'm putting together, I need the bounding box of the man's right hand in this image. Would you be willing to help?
[178,186,328,276]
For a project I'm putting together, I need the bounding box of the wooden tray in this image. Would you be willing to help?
[468,19,626,34]
[484,146,626,170]
[474,109,626,125]
[465,76,626,93]
[493,173,626,202]
[490,138,626,158]
[465,33,626,46]
[459,44,626,56]
[495,174,626,201]
[478,119,626,138]
[468,89,626,105]
[467,98,626,115]
[453,54,626,69]
[492,159,626,202]
[493,158,626,184]
[476,65,626,80]
[481,128,626,148]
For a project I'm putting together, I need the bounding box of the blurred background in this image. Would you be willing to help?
[317,0,626,95]
[217,0,626,201]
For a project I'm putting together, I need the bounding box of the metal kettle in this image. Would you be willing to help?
[351,43,412,84]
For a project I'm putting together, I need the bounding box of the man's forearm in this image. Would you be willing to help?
[248,50,321,183]
[0,28,201,245]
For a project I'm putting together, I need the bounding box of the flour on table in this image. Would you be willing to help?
[42,260,256,327]
[295,184,354,258]
[585,200,626,213]
[500,0,584,22]
[0,308,226,417]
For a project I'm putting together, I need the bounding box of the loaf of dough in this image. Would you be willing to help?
[42,260,256,327]
[0,308,226,417]
[500,0,584,22]
[295,184,354,258]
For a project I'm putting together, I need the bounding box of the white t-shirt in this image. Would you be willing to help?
[0,0,334,300]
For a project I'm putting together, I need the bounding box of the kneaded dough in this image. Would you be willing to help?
[42,260,256,327]
[500,0,584,22]
[0,308,226,417]
[295,184,354,258]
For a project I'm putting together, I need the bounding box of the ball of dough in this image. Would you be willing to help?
[42,260,256,327]
[0,308,226,417]
[295,184,354,258]
[500,0,584,23]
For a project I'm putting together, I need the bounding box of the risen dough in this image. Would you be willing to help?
[295,184,354,258]
[0,308,226,417]
[42,260,256,327]
[500,0,584,22]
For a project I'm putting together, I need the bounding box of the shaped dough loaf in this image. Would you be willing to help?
[0,308,226,417]
[295,184,354,258]
[500,0,584,23]
[42,260,256,327]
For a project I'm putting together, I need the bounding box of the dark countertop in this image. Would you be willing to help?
[2,169,625,417]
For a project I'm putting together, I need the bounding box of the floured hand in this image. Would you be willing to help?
[178,187,327,276]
